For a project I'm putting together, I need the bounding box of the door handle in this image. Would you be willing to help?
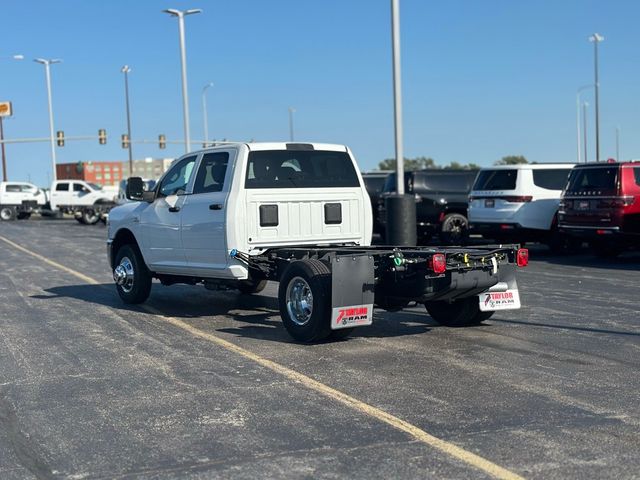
[209,203,223,210]
[168,206,181,212]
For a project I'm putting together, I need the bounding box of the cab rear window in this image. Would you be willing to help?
[245,150,360,189]
[473,170,517,190]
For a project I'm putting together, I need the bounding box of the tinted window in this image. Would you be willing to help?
[193,152,229,194]
[566,166,618,195]
[532,169,572,190]
[363,176,388,196]
[473,170,517,190]
[383,173,411,193]
[5,185,21,193]
[73,183,89,192]
[415,171,477,193]
[55,183,69,191]
[634,167,640,187]
[159,155,197,197]
[245,150,359,189]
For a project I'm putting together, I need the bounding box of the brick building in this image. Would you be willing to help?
[56,161,124,186]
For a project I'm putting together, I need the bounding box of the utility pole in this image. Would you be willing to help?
[589,33,604,162]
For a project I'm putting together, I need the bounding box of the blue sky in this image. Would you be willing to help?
[1,0,639,187]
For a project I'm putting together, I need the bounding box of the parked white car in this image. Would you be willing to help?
[468,163,575,250]
[49,180,117,224]
[0,181,47,221]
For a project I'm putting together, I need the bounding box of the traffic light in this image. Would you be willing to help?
[98,129,107,145]
[121,134,130,149]
[56,131,64,147]
[159,134,166,149]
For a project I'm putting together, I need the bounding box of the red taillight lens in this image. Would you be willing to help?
[502,196,533,203]
[597,196,635,208]
[516,248,529,267]
[429,253,447,274]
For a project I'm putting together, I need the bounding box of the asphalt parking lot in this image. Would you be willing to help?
[0,219,639,479]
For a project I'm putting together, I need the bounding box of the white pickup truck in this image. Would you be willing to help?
[107,142,528,342]
[49,180,117,224]
[0,181,47,221]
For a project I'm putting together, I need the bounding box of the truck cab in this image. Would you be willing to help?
[50,180,114,211]
[108,142,373,280]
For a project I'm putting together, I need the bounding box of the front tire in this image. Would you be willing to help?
[278,260,332,343]
[425,297,487,327]
[113,244,152,304]
[0,206,16,221]
[440,213,468,245]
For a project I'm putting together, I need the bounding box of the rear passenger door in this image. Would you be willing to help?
[180,150,234,272]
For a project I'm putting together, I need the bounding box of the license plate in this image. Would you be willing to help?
[485,199,495,208]
[331,304,374,330]
[577,201,590,210]
[478,289,521,311]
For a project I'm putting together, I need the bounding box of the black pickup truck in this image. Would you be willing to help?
[379,169,478,244]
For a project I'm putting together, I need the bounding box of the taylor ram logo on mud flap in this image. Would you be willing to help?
[478,289,521,312]
[330,304,374,330]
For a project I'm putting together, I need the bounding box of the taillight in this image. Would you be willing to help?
[559,199,573,209]
[516,248,529,267]
[597,196,635,208]
[502,196,533,203]
[429,253,447,274]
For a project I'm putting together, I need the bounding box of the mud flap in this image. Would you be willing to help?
[330,254,375,330]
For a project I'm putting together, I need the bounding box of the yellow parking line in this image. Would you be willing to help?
[0,234,525,480]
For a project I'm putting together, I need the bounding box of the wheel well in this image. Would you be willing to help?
[443,209,467,218]
[111,229,140,269]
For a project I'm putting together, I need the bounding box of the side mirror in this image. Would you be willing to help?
[126,177,145,201]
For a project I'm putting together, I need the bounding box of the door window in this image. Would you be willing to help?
[158,156,197,197]
[5,185,21,193]
[193,152,230,194]
[73,183,90,193]
[634,167,640,187]
[55,183,69,191]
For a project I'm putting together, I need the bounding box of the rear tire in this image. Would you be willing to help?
[82,208,100,225]
[440,213,468,245]
[592,241,622,259]
[424,297,484,327]
[114,244,152,304]
[278,259,332,343]
[0,206,16,221]
[237,278,267,294]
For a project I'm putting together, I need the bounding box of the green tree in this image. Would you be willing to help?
[494,155,528,165]
[378,156,436,170]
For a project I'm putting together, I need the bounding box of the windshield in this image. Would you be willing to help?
[88,183,103,191]
[565,166,618,195]
[473,169,517,190]
[245,150,360,189]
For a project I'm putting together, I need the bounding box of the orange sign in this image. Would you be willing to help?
[0,102,12,117]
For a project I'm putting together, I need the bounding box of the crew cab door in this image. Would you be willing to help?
[181,150,234,272]
[139,155,198,270]
[50,182,71,208]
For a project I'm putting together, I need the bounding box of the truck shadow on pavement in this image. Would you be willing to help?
[33,283,438,344]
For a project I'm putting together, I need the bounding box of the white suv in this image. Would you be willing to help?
[468,164,575,249]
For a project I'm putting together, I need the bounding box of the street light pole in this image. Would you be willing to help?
[34,58,62,182]
[582,101,589,163]
[589,33,604,162]
[121,65,134,176]
[163,8,202,154]
[0,54,23,181]
[615,126,620,161]
[288,107,295,141]
[202,82,213,147]
[576,85,593,164]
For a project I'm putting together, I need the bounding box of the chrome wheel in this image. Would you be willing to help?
[113,256,134,293]
[285,276,314,326]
